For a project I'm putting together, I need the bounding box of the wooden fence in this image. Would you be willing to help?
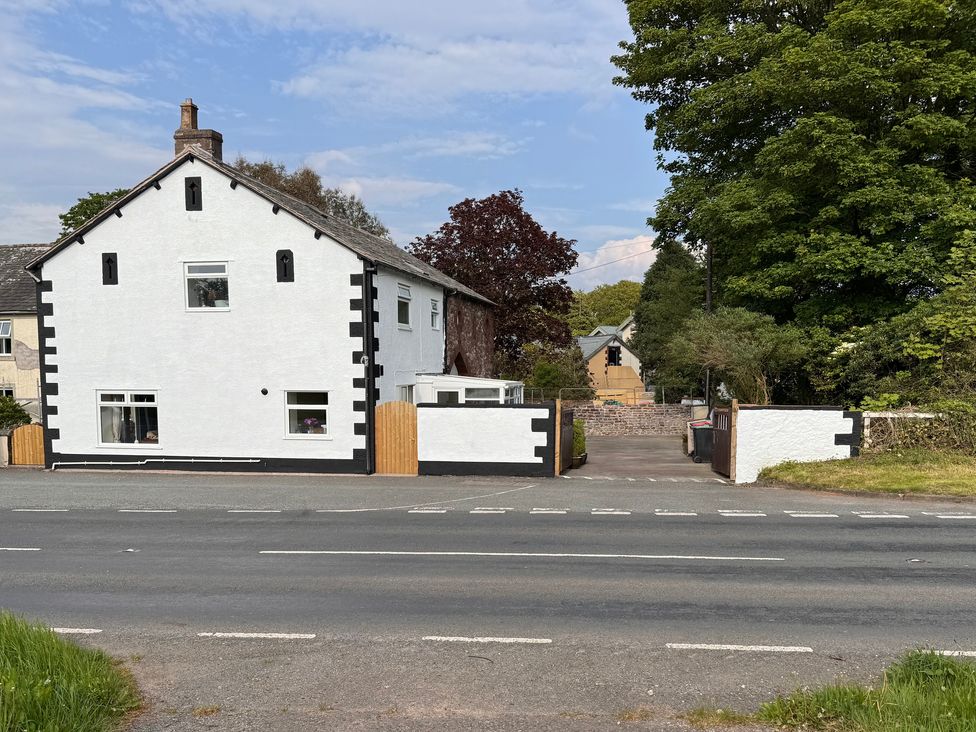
[10,423,44,466]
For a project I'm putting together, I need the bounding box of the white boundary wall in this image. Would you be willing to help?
[734,407,859,483]
[416,404,554,477]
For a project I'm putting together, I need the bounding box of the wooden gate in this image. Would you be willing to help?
[375,401,418,475]
[10,423,44,466]
[711,403,736,479]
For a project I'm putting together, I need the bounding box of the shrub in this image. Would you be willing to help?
[0,396,30,431]
[573,419,586,456]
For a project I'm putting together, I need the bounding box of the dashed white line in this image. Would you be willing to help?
[582,476,593,480]
[713,478,727,484]
[408,508,450,513]
[118,509,178,513]
[470,507,511,514]
[718,510,767,517]
[197,632,315,639]
[530,508,568,514]
[785,511,839,518]
[423,635,551,644]
[667,643,812,653]
[316,509,372,513]
[858,514,910,519]
[591,509,631,515]
[937,515,976,520]
[655,511,699,517]
[227,509,282,513]
[52,627,102,635]
[259,550,785,562]
[12,508,68,512]
[0,547,41,552]
[646,478,657,482]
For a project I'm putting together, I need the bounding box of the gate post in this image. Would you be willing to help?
[729,399,738,483]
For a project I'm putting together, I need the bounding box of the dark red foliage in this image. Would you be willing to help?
[409,190,577,359]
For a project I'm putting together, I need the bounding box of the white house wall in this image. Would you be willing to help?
[374,267,444,402]
[39,159,368,467]
[734,407,859,483]
[416,404,554,477]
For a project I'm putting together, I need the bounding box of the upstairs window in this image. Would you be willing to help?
[397,284,411,328]
[607,345,622,367]
[430,299,440,330]
[98,391,159,445]
[185,262,229,309]
[0,321,10,355]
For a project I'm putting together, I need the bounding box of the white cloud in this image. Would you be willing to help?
[567,234,657,290]
[609,198,655,213]
[331,176,461,208]
[0,202,63,244]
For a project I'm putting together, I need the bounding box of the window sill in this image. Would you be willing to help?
[185,308,231,313]
[284,434,333,441]
[397,325,412,331]
[95,443,164,450]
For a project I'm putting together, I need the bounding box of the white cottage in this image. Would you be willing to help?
[26,99,505,473]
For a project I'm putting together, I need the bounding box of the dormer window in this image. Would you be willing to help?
[184,176,202,211]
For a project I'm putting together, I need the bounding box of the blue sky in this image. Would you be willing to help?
[0,0,667,289]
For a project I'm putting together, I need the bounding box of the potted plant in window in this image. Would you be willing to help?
[303,417,324,434]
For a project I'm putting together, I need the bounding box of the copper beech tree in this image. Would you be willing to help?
[409,189,578,360]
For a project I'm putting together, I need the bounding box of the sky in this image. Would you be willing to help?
[0,0,668,290]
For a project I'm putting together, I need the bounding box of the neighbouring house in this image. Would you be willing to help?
[576,332,647,404]
[587,314,635,343]
[25,98,508,473]
[0,244,52,421]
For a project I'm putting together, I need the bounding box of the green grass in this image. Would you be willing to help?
[0,611,140,732]
[759,651,976,731]
[760,449,976,497]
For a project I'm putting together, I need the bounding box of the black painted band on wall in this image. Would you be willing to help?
[46,453,367,474]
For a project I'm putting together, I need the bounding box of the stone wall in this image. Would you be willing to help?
[570,404,692,436]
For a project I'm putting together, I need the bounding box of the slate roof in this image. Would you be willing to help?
[0,244,51,313]
[576,333,638,361]
[28,147,492,305]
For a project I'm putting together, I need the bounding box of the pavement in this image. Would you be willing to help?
[1,469,974,730]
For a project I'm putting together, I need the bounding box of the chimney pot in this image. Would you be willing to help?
[180,98,198,130]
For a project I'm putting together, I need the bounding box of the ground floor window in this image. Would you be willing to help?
[98,391,158,445]
[0,386,13,398]
[464,387,501,405]
[286,391,329,436]
[436,390,459,405]
[397,385,414,403]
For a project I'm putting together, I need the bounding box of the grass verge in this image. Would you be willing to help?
[760,449,976,497]
[0,611,140,732]
[759,650,976,731]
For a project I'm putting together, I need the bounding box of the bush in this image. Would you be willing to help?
[864,408,976,457]
[573,419,586,456]
[0,396,30,431]
[0,611,140,731]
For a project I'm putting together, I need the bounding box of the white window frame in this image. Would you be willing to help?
[464,387,503,405]
[397,283,412,329]
[95,390,161,449]
[0,386,14,398]
[435,389,460,405]
[430,299,440,330]
[283,391,331,440]
[184,261,230,311]
[0,320,11,356]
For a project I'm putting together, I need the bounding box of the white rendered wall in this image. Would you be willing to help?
[374,267,445,403]
[734,408,854,483]
[417,407,549,464]
[40,159,366,462]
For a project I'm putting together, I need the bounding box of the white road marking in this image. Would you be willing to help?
[936,650,976,657]
[858,514,910,519]
[627,478,636,482]
[718,510,767,517]
[582,476,593,480]
[227,509,282,513]
[655,511,698,517]
[316,509,373,513]
[591,509,631,515]
[12,508,68,512]
[938,515,976,520]
[409,508,449,514]
[667,643,812,653]
[260,550,785,562]
[560,475,572,479]
[197,632,315,639]
[668,478,679,482]
[52,627,102,635]
[530,508,568,514]
[647,478,657,482]
[423,635,551,644]
[470,507,512,514]
[785,511,839,518]
[118,509,178,513]
[714,478,727,484]
[690,478,702,483]
[0,547,41,551]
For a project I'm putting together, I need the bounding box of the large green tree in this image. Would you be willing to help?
[233,157,389,238]
[58,189,129,237]
[614,0,976,404]
[631,240,704,374]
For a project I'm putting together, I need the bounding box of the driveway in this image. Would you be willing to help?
[572,435,719,479]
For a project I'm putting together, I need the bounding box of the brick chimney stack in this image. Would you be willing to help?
[173,98,223,161]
